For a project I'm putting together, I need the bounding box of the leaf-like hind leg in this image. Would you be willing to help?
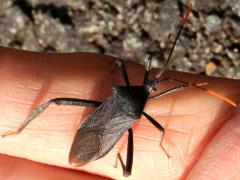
[117,128,133,177]
[116,59,130,86]
[1,98,102,137]
[142,112,170,158]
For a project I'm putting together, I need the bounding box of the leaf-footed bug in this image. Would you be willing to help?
[1,4,237,177]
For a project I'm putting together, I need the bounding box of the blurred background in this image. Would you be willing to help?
[0,0,239,78]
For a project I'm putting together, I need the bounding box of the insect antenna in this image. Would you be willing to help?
[155,3,192,80]
[196,86,237,107]
[145,3,237,107]
[150,79,237,107]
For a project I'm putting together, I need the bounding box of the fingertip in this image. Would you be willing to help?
[186,103,240,179]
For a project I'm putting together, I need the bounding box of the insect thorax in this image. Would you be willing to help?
[112,86,149,119]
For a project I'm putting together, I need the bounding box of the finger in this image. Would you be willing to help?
[0,47,123,178]
[0,154,107,180]
[186,104,240,179]
[0,47,239,179]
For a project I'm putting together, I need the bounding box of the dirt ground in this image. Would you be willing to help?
[0,0,239,78]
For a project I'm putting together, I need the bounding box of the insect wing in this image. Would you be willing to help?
[69,96,135,166]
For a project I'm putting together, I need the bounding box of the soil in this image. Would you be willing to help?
[0,0,239,79]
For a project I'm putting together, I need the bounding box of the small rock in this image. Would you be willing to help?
[212,43,223,54]
[229,0,240,17]
[205,61,217,75]
[205,15,222,34]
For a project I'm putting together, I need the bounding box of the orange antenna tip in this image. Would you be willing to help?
[207,89,237,107]
[180,3,192,25]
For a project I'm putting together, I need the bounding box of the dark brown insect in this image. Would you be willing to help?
[1,4,236,177]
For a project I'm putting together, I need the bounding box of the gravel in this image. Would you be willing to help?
[0,0,239,79]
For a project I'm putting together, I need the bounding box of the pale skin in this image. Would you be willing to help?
[0,46,240,180]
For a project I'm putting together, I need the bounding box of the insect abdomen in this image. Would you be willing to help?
[69,96,135,166]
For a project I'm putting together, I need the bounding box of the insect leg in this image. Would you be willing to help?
[116,59,130,86]
[117,128,133,177]
[142,112,170,158]
[143,34,172,85]
[1,98,102,137]
[143,56,152,85]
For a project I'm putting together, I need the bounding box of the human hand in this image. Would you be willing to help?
[0,47,239,179]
